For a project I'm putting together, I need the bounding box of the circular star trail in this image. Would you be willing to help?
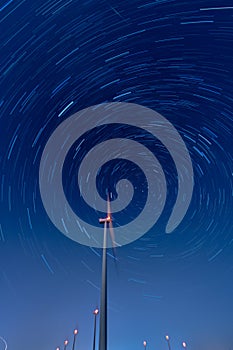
[1,0,232,259]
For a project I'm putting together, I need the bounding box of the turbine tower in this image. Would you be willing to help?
[98,195,116,350]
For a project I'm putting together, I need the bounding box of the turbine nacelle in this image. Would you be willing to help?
[99,216,112,224]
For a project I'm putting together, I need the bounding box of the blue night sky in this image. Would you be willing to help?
[0,0,233,349]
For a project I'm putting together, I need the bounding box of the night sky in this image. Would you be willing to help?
[1,1,233,349]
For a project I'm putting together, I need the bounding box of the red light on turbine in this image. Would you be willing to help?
[93,308,99,315]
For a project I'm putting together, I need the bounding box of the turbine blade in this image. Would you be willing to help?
[109,220,116,251]
[107,193,111,218]
[109,220,119,275]
[107,194,114,247]
[107,194,118,274]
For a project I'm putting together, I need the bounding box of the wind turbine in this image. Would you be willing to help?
[165,335,172,350]
[92,308,99,350]
[72,329,78,350]
[98,194,116,350]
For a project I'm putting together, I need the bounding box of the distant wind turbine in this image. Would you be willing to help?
[165,335,172,350]
[92,308,99,350]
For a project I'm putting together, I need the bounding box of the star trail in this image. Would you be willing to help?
[0,0,233,349]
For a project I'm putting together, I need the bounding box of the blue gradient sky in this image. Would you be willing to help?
[0,1,233,349]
